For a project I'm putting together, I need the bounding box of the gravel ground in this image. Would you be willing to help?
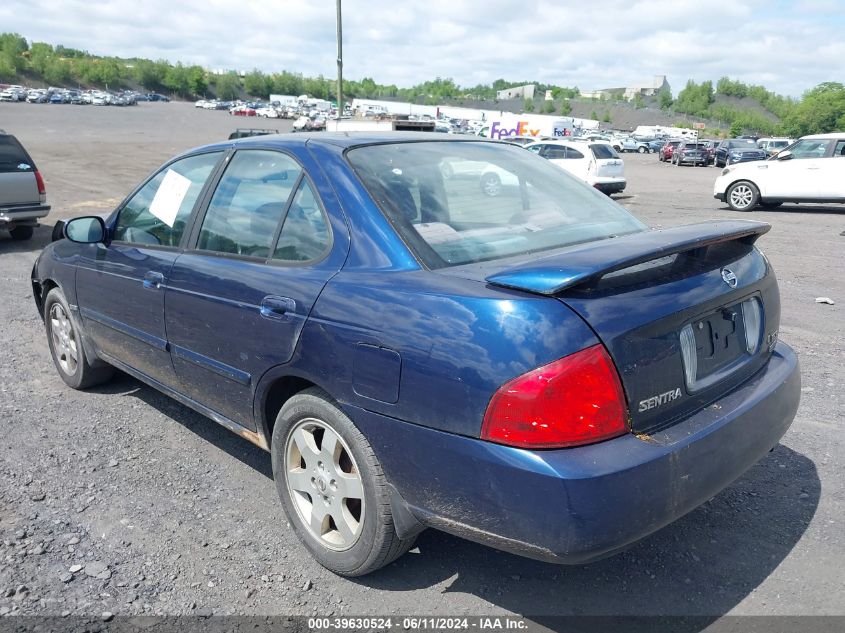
[0,102,843,625]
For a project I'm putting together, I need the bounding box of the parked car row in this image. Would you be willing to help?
[654,138,772,168]
[0,84,169,106]
[195,98,342,122]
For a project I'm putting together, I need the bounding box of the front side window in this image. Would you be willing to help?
[347,141,645,269]
[788,139,832,159]
[115,152,222,247]
[197,150,301,257]
[834,140,845,157]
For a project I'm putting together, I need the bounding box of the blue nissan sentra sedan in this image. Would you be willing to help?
[32,133,800,576]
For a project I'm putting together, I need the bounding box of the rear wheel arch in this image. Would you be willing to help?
[259,374,322,448]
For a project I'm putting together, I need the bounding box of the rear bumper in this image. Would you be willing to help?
[592,179,626,194]
[0,204,51,226]
[348,342,800,564]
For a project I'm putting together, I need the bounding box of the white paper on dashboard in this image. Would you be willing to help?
[148,169,191,227]
[414,222,461,244]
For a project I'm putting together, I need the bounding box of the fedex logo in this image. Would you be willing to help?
[489,121,539,140]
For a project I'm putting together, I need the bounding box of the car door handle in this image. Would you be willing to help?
[260,296,296,320]
[142,271,165,289]
[807,166,821,170]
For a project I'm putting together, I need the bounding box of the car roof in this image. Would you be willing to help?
[800,133,845,140]
[183,132,502,157]
[528,138,594,146]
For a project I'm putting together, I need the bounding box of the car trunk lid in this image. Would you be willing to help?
[588,143,624,178]
[471,221,780,433]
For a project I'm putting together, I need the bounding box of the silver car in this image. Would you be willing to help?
[0,131,50,240]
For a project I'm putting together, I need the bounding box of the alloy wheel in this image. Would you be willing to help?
[49,303,78,376]
[729,184,754,210]
[285,418,364,551]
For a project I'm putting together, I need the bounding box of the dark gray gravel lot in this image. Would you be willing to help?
[0,102,843,625]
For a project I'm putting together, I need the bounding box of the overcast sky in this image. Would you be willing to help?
[2,0,843,97]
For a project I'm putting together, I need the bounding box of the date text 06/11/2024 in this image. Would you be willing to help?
[307,616,529,630]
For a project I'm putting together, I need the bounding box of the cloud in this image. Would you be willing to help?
[1,0,842,96]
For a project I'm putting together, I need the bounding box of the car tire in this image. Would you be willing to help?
[271,387,417,576]
[9,225,34,240]
[479,172,502,196]
[638,146,646,154]
[726,180,760,212]
[44,288,114,389]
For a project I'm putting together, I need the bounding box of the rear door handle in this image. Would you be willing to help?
[260,296,296,320]
[142,271,165,289]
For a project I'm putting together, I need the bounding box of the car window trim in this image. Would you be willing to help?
[268,174,335,267]
[183,148,334,268]
[186,147,302,251]
[109,148,227,251]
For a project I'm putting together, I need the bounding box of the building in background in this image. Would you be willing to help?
[581,75,670,101]
[495,84,536,100]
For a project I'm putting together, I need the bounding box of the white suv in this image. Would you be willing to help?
[526,139,626,195]
[714,133,845,211]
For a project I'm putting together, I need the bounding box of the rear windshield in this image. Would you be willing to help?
[0,135,34,173]
[346,141,645,269]
[588,143,619,159]
[684,143,706,149]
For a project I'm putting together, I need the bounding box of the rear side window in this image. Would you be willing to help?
[543,145,568,160]
[197,150,302,258]
[0,135,34,173]
[273,180,331,262]
[589,144,618,159]
[834,140,845,157]
[114,151,222,247]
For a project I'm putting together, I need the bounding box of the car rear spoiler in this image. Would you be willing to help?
[485,220,771,295]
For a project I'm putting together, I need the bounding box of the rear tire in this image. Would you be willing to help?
[271,388,417,576]
[726,181,760,212]
[9,225,34,240]
[44,288,114,389]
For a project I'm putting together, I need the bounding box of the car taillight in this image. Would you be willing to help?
[480,344,629,449]
[34,170,46,195]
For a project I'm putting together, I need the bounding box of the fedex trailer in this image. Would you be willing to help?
[482,115,576,140]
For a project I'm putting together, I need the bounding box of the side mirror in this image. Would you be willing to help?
[776,150,793,161]
[64,216,106,243]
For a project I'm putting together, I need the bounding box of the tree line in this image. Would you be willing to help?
[0,32,578,105]
[2,32,842,135]
[665,77,844,136]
